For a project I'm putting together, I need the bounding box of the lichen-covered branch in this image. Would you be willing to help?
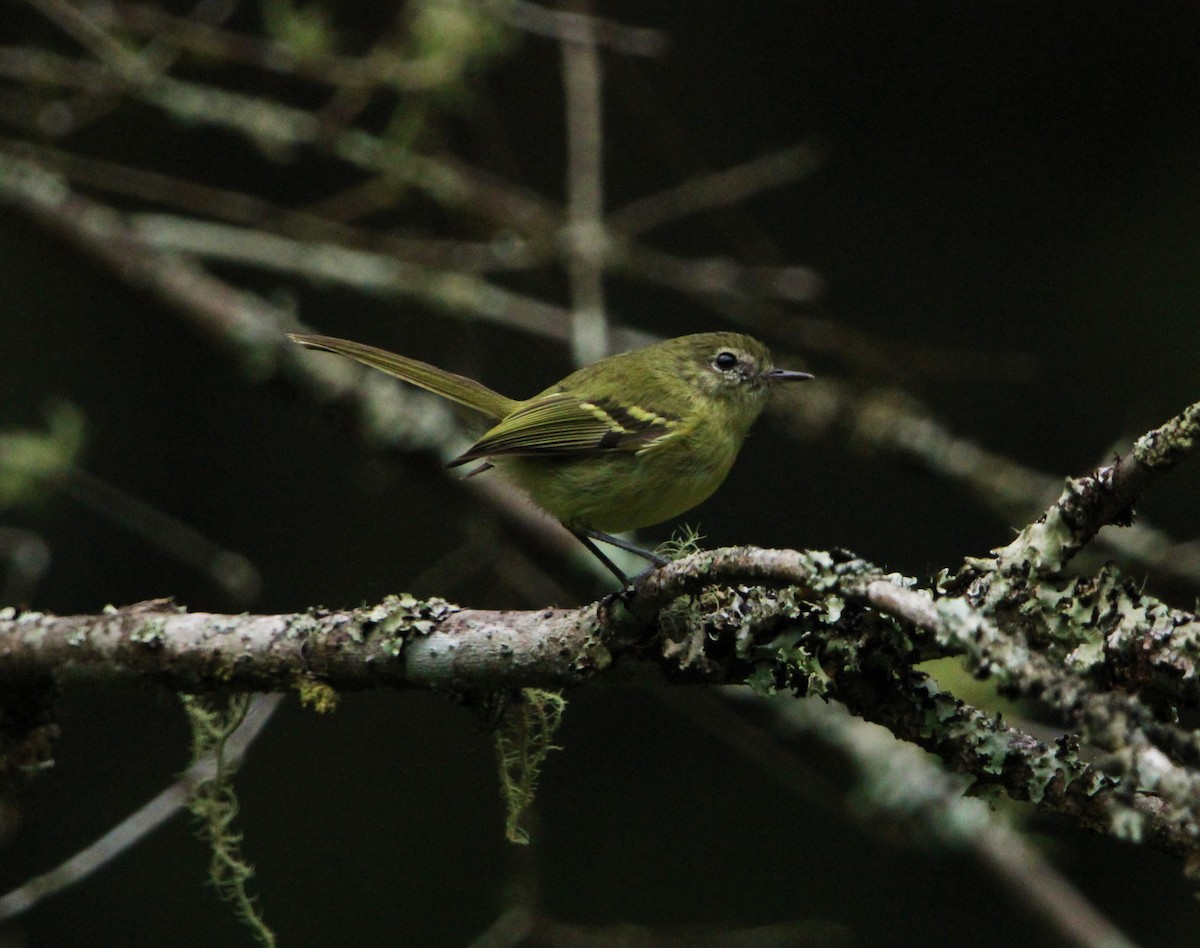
[992,396,1200,575]
[6,531,1200,866]
[0,595,605,691]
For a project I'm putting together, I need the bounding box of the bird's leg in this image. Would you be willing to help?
[571,528,668,587]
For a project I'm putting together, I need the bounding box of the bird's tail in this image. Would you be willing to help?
[289,334,519,421]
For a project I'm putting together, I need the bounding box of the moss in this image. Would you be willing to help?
[494,688,566,845]
[180,693,274,946]
[294,676,339,713]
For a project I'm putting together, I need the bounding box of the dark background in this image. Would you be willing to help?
[3,3,1200,945]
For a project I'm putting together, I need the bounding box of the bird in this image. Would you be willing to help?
[289,331,812,583]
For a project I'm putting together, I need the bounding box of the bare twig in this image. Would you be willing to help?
[61,468,261,607]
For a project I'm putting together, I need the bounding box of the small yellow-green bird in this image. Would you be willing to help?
[290,331,811,582]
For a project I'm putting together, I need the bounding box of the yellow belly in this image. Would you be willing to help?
[499,442,737,533]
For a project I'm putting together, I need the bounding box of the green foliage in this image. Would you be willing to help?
[0,401,84,511]
[493,688,566,845]
[180,693,275,948]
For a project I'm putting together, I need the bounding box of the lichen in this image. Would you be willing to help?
[363,594,460,658]
[285,611,323,641]
[130,617,167,647]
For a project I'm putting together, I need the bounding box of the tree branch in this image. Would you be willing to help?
[5,532,1200,865]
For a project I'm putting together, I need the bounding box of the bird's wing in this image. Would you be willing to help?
[447,392,684,466]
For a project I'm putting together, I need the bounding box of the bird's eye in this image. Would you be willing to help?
[713,351,739,371]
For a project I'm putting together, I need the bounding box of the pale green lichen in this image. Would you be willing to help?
[1064,639,1104,672]
[366,594,460,657]
[285,611,323,641]
[664,583,837,698]
[743,624,832,699]
[205,617,241,635]
[1133,400,1200,470]
[130,617,167,646]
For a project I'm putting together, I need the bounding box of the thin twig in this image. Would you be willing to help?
[131,213,573,340]
[61,468,261,607]
[608,142,825,237]
[0,137,535,273]
[0,693,282,923]
[777,379,1200,586]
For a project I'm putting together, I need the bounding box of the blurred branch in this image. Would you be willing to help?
[0,10,1033,392]
[780,380,1200,585]
[712,691,1134,948]
[103,2,479,92]
[608,142,825,238]
[559,0,609,363]
[0,44,560,228]
[0,400,258,605]
[0,137,536,272]
[5,148,1198,599]
[60,468,262,607]
[489,0,666,57]
[134,213,573,337]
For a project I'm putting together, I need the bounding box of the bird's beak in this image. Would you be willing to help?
[767,368,814,382]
